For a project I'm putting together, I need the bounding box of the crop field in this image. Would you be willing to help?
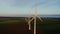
[0,17,60,34]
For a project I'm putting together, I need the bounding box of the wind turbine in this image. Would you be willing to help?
[25,4,43,34]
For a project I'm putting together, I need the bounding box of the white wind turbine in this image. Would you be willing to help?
[25,4,43,34]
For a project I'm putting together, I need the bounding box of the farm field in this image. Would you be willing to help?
[0,17,60,34]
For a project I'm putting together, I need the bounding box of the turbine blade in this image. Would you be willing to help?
[39,17,43,22]
[28,17,34,30]
[28,20,31,30]
[30,17,34,22]
[27,11,32,30]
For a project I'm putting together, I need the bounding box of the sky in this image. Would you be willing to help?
[0,0,60,16]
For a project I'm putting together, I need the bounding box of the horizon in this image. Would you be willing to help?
[0,14,60,18]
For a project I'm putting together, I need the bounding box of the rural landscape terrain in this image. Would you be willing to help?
[0,0,60,34]
[0,17,60,34]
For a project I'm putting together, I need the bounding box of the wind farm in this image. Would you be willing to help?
[0,7,60,34]
[0,0,60,34]
[25,3,44,34]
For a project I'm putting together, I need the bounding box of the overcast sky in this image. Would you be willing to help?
[0,0,60,16]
